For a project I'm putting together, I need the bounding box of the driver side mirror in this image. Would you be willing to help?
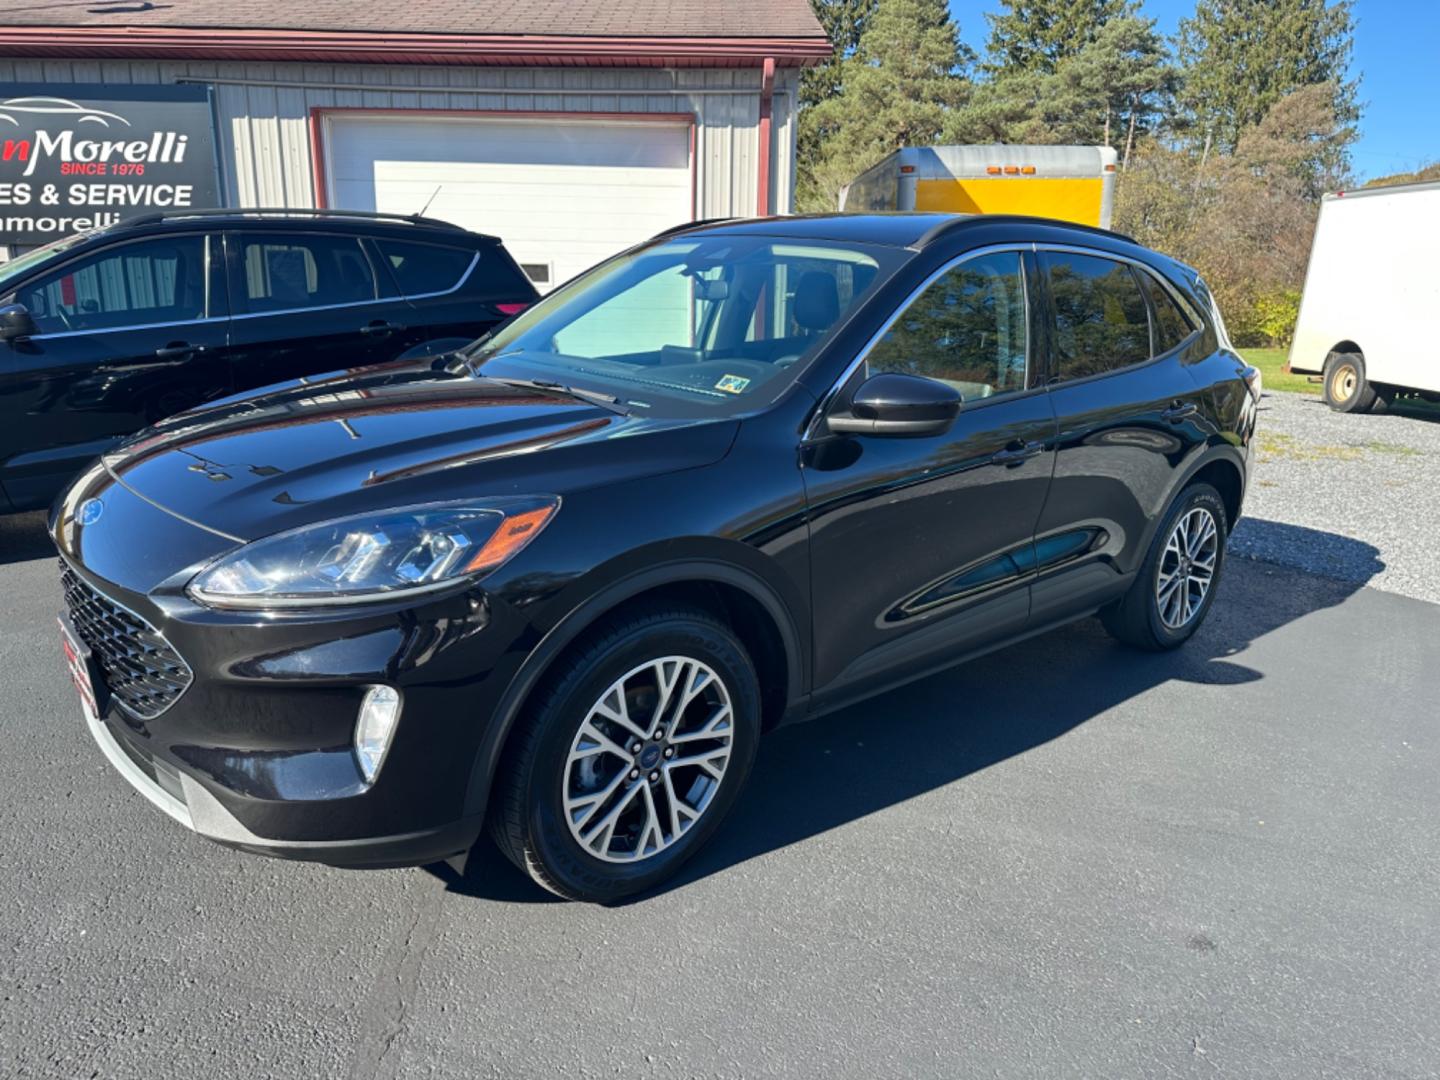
[0,303,36,343]
[827,372,962,438]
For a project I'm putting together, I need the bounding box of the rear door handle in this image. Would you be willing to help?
[990,440,1045,467]
[1162,401,1199,423]
[155,342,203,360]
[360,321,404,337]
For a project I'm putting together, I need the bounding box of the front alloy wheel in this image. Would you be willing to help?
[564,656,734,862]
[490,605,759,903]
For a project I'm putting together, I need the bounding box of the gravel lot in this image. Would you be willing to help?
[1233,389,1440,603]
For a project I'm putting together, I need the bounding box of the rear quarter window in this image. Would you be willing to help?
[1139,271,1197,354]
[374,239,477,297]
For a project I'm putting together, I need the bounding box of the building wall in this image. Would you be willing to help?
[0,57,799,261]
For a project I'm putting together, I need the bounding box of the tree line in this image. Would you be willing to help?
[798,0,1362,346]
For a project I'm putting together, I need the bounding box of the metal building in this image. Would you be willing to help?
[0,1,831,284]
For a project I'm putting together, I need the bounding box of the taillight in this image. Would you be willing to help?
[1241,365,1263,402]
[494,302,529,316]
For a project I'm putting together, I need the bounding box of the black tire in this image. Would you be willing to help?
[1101,483,1228,651]
[488,604,760,903]
[1322,351,1376,413]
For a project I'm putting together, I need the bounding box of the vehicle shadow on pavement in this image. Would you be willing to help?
[0,510,53,566]
[436,520,1383,905]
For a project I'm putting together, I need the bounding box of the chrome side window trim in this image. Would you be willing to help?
[1030,242,1204,386]
[8,230,481,339]
[8,230,215,341]
[1033,242,1205,336]
[804,242,1034,441]
[228,248,480,321]
[27,315,229,341]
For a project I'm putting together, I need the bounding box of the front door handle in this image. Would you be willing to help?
[155,342,203,360]
[1162,401,1199,423]
[359,321,404,337]
[990,440,1045,467]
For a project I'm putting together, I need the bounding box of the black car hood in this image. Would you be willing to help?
[102,363,740,542]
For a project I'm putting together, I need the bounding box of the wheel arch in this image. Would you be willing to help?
[1187,454,1246,531]
[462,559,806,818]
[1128,445,1247,574]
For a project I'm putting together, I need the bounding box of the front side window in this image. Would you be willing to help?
[865,250,1028,401]
[468,236,900,417]
[1042,252,1151,381]
[8,236,206,334]
[238,234,387,314]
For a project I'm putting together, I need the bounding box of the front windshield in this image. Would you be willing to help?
[0,232,94,294]
[467,234,899,416]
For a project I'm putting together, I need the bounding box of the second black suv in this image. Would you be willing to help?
[0,209,537,512]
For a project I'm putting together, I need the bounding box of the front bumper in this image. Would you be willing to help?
[86,706,482,867]
[52,477,529,867]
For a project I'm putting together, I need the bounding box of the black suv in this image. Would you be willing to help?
[0,208,536,512]
[53,213,1258,903]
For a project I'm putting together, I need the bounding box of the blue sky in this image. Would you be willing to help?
[946,0,1436,180]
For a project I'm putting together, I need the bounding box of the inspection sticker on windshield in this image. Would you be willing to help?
[715,374,751,394]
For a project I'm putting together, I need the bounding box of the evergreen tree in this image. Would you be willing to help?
[800,0,881,111]
[983,0,1138,76]
[951,14,1172,157]
[1176,0,1359,161]
[798,0,972,210]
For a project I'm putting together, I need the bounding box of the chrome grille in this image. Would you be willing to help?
[60,561,192,720]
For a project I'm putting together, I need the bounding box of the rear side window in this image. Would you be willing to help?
[374,239,476,297]
[10,235,206,334]
[1139,271,1195,354]
[1042,252,1151,381]
[238,233,389,314]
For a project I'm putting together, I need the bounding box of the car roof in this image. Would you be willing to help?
[671,212,1139,250]
[95,208,501,245]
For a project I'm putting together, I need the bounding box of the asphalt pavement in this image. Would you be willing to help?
[1,507,1437,1079]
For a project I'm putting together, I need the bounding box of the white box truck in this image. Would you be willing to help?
[1289,181,1440,412]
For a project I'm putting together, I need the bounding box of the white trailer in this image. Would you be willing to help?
[1289,181,1440,412]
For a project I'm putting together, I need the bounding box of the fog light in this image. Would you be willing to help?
[355,686,401,783]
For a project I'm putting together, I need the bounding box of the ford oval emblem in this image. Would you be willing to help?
[77,498,104,526]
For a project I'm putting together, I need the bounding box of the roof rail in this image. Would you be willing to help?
[113,207,481,235]
[914,214,1137,248]
[649,217,738,240]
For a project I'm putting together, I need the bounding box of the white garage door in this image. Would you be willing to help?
[323,114,693,293]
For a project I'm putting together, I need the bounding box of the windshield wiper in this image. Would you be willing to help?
[486,376,630,416]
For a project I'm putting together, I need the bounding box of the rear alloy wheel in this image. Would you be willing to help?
[1102,482,1228,651]
[1154,507,1220,631]
[1322,351,1377,414]
[490,606,759,903]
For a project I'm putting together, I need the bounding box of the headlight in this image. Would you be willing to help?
[188,496,559,609]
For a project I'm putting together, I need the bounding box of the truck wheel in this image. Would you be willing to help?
[1322,352,1376,413]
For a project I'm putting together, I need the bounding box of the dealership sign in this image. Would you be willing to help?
[0,84,221,246]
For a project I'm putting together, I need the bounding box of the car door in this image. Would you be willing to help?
[802,247,1060,707]
[1029,246,1212,625]
[0,232,231,511]
[223,230,422,392]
